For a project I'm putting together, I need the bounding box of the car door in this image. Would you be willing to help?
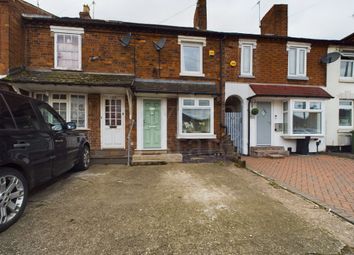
[36,103,72,176]
[1,93,53,186]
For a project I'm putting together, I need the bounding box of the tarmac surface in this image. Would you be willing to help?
[0,163,353,255]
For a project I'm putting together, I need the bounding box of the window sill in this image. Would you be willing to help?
[76,128,91,131]
[52,68,83,72]
[177,134,217,140]
[337,128,353,133]
[238,74,255,79]
[179,72,205,77]
[281,135,324,139]
[287,76,309,81]
[339,78,354,83]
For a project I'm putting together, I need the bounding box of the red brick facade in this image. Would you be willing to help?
[0,0,50,75]
[223,38,327,86]
[0,0,344,158]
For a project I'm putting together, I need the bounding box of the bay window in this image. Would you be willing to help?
[282,99,324,136]
[34,92,87,129]
[178,97,215,139]
[339,100,353,128]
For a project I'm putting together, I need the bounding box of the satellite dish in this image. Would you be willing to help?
[119,33,131,47]
[153,38,166,51]
[320,52,341,64]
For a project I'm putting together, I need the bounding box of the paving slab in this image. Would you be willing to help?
[245,155,354,224]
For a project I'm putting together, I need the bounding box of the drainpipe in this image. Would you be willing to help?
[219,35,226,153]
[247,98,251,156]
[127,81,135,166]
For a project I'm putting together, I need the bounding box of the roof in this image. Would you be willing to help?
[249,84,333,99]
[134,79,217,95]
[1,70,134,87]
[21,15,354,45]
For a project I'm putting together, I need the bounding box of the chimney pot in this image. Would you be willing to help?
[80,4,91,19]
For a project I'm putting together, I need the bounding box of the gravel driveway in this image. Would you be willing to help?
[0,163,353,255]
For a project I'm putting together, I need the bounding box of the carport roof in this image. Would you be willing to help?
[133,78,218,95]
[1,70,134,87]
[249,84,333,99]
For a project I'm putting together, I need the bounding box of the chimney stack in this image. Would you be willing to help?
[80,4,91,19]
[194,0,207,30]
[260,4,288,36]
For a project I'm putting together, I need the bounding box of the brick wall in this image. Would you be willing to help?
[87,94,100,150]
[0,0,50,75]
[26,25,221,82]
[223,37,327,86]
[0,1,10,75]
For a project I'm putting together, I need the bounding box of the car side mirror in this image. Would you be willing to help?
[66,122,76,130]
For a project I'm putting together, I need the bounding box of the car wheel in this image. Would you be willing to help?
[0,167,28,233]
[74,145,90,171]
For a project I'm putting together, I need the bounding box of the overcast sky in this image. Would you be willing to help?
[25,0,354,40]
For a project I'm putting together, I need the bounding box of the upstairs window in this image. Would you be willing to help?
[287,42,311,79]
[51,26,84,71]
[239,39,257,77]
[178,36,206,77]
[340,52,354,80]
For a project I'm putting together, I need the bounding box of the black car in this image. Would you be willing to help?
[0,90,90,232]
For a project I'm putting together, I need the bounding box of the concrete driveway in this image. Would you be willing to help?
[246,155,354,224]
[0,163,354,255]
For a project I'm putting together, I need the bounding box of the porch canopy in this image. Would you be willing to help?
[0,69,134,94]
[133,78,218,96]
[248,84,333,99]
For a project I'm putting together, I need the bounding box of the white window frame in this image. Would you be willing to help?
[51,26,84,71]
[177,97,216,139]
[239,39,257,77]
[178,36,206,77]
[34,92,88,130]
[339,57,354,82]
[287,42,311,79]
[339,99,353,129]
[282,99,325,136]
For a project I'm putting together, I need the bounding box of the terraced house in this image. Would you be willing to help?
[0,0,353,162]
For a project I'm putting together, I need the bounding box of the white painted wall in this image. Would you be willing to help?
[325,46,354,147]
[225,82,326,154]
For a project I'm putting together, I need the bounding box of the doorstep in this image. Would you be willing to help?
[132,152,183,165]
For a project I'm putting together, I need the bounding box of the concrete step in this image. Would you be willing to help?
[132,160,167,166]
[251,146,289,158]
[132,153,183,164]
[91,149,127,158]
[267,154,286,159]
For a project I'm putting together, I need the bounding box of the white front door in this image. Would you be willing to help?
[101,95,125,149]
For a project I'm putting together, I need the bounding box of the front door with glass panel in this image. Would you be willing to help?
[101,95,125,149]
[257,102,271,145]
[143,99,161,149]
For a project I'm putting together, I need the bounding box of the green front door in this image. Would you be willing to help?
[143,99,161,149]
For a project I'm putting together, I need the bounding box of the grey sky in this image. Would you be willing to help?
[25,0,354,40]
